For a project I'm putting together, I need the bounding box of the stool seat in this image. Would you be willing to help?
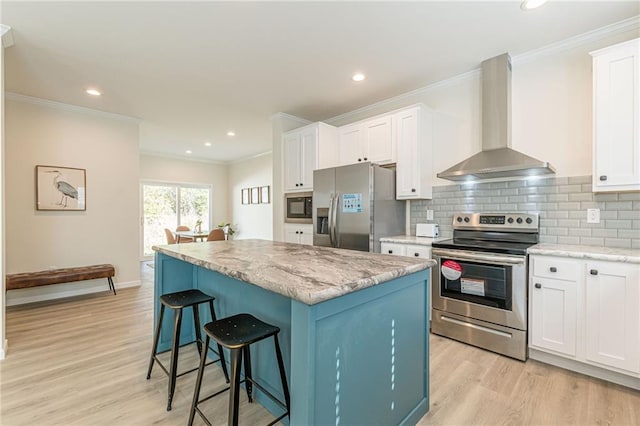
[160,289,214,309]
[205,313,280,349]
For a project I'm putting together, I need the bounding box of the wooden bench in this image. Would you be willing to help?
[6,264,116,295]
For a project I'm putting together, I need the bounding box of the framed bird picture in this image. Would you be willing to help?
[36,165,86,211]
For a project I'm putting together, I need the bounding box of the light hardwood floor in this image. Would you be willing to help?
[1,262,639,425]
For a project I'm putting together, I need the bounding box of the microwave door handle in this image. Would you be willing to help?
[328,194,335,247]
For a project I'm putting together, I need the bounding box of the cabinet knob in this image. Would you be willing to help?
[363,157,368,161]
[300,231,303,234]
[357,158,362,162]
[535,283,542,289]
[295,183,299,187]
[388,250,393,254]
[295,231,299,234]
[414,252,419,257]
[599,175,607,181]
[549,267,557,272]
[411,188,416,193]
[590,269,598,275]
[300,183,303,186]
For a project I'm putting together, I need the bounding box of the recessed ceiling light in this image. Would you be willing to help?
[204,142,212,147]
[185,150,192,154]
[521,0,548,10]
[227,131,235,137]
[352,73,366,82]
[85,88,101,96]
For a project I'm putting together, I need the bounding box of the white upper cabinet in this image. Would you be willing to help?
[591,38,640,192]
[338,115,394,165]
[283,123,338,193]
[395,105,433,200]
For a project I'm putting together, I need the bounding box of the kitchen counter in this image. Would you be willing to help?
[153,239,432,424]
[380,235,442,246]
[528,243,640,264]
[154,239,434,305]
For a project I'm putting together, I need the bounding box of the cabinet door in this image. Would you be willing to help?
[283,224,301,244]
[395,108,420,199]
[299,227,313,245]
[339,124,363,165]
[592,39,640,192]
[283,133,302,192]
[584,261,640,373]
[364,116,394,164]
[530,276,578,357]
[380,243,406,256]
[299,127,318,191]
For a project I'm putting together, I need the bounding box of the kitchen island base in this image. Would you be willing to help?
[154,252,430,425]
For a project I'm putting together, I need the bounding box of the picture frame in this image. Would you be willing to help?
[260,186,270,204]
[241,188,250,205]
[251,187,260,204]
[36,165,86,211]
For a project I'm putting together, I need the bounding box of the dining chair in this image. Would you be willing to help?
[164,228,177,245]
[176,225,194,243]
[206,229,225,241]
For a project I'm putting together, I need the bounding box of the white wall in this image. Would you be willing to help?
[325,29,640,185]
[4,97,140,305]
[139,154,229,227]
[228,153,273,240]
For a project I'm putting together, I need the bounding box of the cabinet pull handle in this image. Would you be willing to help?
[411,188,416,193]
[300,231,303,234]
[357,158,362,162]
[414,252,419,257]
[295,231,299,234]
[388,250,393,254]
[549,267,557,272]
[590,269,598,275]
[363,157,368,161]
[535,283,542,289]
[295,183,299,187]
[599,175,607,181]
[300,183,303,186]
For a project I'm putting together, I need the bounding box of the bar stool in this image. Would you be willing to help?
[146,289,230,411]
[188,313,290,426]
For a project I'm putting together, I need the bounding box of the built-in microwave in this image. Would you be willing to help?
[285,192,312,223]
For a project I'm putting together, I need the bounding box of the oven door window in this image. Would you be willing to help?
[440,258,512,310]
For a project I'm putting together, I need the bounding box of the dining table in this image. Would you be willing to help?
[175,230,209,243]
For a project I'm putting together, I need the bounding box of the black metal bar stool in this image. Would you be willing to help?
[188,313,290,426]
[146,289,230,411]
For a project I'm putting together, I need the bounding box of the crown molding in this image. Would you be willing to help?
[325,15,640,125]
[228,150,272,165]
[270,112,312,126]
[139,150,228,165]
[513,15,640,65]
[1,25,14,48]
[5,92,140,123]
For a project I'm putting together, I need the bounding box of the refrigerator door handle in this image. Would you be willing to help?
[328,194,335,247]
[332,192,339,247]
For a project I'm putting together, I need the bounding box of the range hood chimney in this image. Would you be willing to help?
[437,53,555,181]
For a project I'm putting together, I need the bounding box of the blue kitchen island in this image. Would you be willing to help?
[153,239,433,425]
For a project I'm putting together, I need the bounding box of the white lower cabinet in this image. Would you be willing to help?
[284,224,313,245]
[584,261,640,373]
[529,255,640,379]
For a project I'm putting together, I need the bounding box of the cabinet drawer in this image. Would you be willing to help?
[404,245,431,259]
[380,243,406,256]
[532,256,581,281]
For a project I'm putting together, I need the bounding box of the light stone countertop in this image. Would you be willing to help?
[528,243,640,264]
[380,235,443,246]
[153,239,435,305]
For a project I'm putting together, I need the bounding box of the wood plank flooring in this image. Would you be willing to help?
[1,262,639,425]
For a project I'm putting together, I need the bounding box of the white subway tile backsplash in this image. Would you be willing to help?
[409,175,639,248]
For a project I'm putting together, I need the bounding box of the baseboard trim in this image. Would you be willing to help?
[6,280,141,306]
[529,348,640,390]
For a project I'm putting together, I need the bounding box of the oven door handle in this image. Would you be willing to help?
[432,249,526,265]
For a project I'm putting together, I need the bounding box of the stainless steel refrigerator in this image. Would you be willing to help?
[313,162,405,252]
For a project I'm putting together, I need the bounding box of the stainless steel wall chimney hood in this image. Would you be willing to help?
[437,53,555,181]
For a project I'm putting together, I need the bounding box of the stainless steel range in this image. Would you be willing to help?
[431,212,539,361]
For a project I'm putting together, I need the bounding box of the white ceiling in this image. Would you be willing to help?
[2,1,639,163]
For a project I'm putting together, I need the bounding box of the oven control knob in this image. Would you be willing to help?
[507,217,514,224]
[464,217,470,223]
[526,217,533,224]
[516,217,523,224]
[456,217,463,223]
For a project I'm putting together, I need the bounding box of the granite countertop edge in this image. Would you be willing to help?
[527,243,640,264]
[153,240,435,305]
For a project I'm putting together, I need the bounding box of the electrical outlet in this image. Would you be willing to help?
[426,210,434,221]
[587,208,600,224]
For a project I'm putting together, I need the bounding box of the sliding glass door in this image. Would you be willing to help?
[141,182,211,258]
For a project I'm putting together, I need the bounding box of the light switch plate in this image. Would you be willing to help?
[426,210,434,220]
[587,208,600,224]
